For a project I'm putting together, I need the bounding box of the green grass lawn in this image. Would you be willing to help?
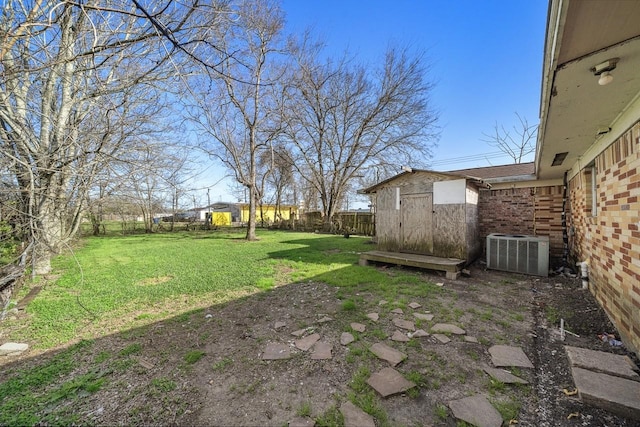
[7,230,411,349]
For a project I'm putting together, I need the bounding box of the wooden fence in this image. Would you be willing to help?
[289,211,375,236]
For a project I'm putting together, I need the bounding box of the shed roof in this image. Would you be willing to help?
[359,169,489,194]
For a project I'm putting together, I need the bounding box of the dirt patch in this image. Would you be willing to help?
[1,264,638,426]
[137,276,173,286]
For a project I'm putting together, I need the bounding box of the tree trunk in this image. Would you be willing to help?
[246,185,258,240]
[33,196,65,274]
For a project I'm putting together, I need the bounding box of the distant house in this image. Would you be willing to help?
[201,203,241,226]
[360,170,488,263]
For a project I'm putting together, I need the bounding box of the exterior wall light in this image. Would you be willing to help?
[591,58,619,86]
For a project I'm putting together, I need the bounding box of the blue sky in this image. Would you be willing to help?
[281,0,548,170]
[202,0,548,204]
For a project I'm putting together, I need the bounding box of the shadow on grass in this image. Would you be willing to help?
[267,235,374,266]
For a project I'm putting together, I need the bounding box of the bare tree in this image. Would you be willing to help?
[255,143,294,225]
[282,42,439,229]
[187,0,286,240]
[482,112,538,164]
[0,1,208,273]
[266,145,295,217]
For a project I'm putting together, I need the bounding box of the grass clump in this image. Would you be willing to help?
[349,366,371,393]
[183,350,206,364]
[341,299,357,311]
[119,343,142,356]
[315,405,343,426]
[493,398,521,421]
[348,391,388,426]
[488,378,506,395]
[150,377,177,393]
[435,403,448,420]
[296,401,312,417]
[212,358,233,371]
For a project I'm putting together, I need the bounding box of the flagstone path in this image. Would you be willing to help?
[259,302,542,426]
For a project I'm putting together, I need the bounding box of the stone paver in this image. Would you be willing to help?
[0,342,28,356]
[413,312,434,321]
[370,342,407,366]
[431,323,466,335]
[391,308,403,314]
[433,334,451,344]
[366,367,416,397]
[448,394,503,427]
[311,341,332,360]
[295,333,320,351]
[391,330,409,342]
[289,416,316,427]
[408,302,422,309]
[392,318,416,331]
[489,345,534,368]
[291,329,307,337]
[565,346,639,380]
[340,332,355,346]
[138,357,154,369]
[410,329,429,338]
[350,322,366,333]
[366,313,379,322]
[274,321,286,330]
[317,316,332,323]
[464,336,479,343]
[340,401,375,427]
[572,367,640,420]
[484,367,529,384]
[262,342,291,360]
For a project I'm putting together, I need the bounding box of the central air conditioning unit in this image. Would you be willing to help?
[486,233,549,276]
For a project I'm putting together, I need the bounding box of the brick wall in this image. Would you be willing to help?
[478,185,564,259]
[479,187,535,236]
[568,121,640,354]
[533,185,565,259]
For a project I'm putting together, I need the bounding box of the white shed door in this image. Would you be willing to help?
[401,194,433,253]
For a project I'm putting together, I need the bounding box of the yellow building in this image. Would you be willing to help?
[238,204,298,224]
[211,212,232,226]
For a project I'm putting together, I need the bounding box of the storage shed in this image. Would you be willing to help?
[360,170,488,264]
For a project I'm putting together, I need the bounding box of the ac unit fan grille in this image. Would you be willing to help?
[486,234,549,276]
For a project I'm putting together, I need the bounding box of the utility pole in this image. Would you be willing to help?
[207,188,211,230]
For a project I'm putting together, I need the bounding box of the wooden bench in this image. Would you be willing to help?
[359,250,465,280]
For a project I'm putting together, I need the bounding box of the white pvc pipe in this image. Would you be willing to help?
[576,261,589,290]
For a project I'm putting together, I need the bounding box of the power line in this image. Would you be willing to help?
[429,151,509,167]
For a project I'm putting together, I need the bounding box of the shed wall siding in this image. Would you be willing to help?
[466,203,481,261]
[401,194,433,254]
[376,186,401,251]
[568,121,640,354]
[465,183,481,261]
[433,204,466,259]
